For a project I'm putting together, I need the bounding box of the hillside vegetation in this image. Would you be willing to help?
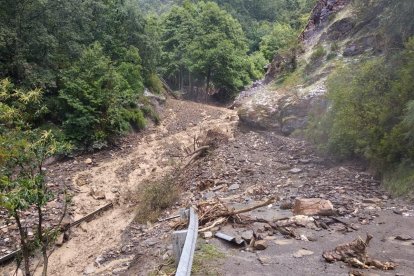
[302,0,414,195]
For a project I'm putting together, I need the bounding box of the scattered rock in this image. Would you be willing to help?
[241,230,254,242]
[280,201,293,210]
[228,184,240,191]
[293,249,314,258]
[254,240,268,250]
[274,239,294,245]
[84,264,96,275]
[203,191,216,200]
[395,235,412,241]
[84,158,93,165]
[289,168,303,174]
[75,174,90,186]
[363,198,382,204]
[203,231,213,239]
[293,198,334,216]
[257,255,272,265]
[90,187,106,200]
[55,233,65,246]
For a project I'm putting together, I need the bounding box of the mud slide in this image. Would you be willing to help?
[37,99,237,275]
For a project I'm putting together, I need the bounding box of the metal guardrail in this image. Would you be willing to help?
[173,207,198,276]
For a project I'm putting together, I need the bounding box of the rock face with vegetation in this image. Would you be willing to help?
[237,0,414,194]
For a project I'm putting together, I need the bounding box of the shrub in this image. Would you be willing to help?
[310,45,327,62]
[145,72,164,94]
[134,175,180,223]
[59,43,146,149]
[326,52,337,61]
[307,37,414,194]
[247,51,267,80]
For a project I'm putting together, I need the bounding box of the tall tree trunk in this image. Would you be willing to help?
[188,71,192,94]
[205,68,211,102]
[15,213,31,276]
[37,205,48,276]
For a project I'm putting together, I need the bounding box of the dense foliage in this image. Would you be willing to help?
[161,1,253,99]
[308,38,414,194]
[0,0,162,149]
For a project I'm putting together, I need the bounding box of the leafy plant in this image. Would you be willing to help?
[307,37,414,195]
[59,43,146,149]
[134,175,180,223]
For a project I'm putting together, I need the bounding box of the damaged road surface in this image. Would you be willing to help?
[169,129,414,276]
[1,99,413,276]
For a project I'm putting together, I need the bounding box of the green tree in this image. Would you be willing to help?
[59,43,145,149]
[260,23,297,61]
[0,80,70,276]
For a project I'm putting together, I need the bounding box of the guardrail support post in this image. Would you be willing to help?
[173,207,198,276]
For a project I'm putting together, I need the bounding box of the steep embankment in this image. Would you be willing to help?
[236,0,384,135]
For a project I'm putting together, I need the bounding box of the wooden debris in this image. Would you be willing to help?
[197,197,276,226]
[323,234,397,270]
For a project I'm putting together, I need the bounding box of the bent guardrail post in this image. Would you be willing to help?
[173,207,198,276]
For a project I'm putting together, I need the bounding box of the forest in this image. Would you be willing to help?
[0,0,316,150]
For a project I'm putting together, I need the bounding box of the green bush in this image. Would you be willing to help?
[307,37,414,195]
[247,51,267,80]
[134,175,179,223]
[145,73,164,94]
[59,43,146,149]
[310,45,326,62]
[260,23,298,61]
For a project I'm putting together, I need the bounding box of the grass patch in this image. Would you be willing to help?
[305,45,327,73]
[134,175,180,223]
[326,52,337,61]
[192,243,225,275]
[383,163,414,197]
[310,45,327,61]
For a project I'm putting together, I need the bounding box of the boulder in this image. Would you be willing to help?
[84,158,93,165]
[293,198,334,216]
[254,240,268,250]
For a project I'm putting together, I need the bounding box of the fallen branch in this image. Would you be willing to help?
[182,146,210,169]
[222,197,276,217]
[186,146,210,157]
[70,202,113,228]
[199,217,227,232]
[330,217,359,231]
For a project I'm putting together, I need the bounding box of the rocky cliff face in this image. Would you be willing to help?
[236,0,385,135]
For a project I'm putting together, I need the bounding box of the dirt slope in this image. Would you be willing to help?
[0,99,237,276]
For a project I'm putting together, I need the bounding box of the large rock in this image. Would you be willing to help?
[293,198,334,216]
[237,82,328,135]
